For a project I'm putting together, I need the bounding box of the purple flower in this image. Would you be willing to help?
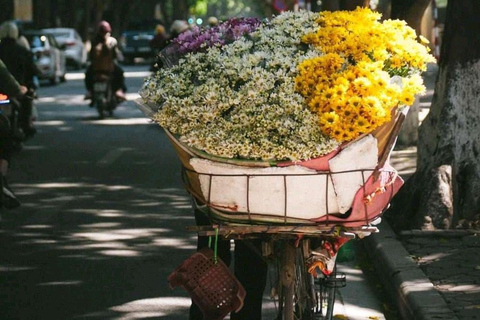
[160,17,262,67]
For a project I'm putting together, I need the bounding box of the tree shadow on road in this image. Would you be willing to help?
[0,183,197,320]
[0,117,198,319]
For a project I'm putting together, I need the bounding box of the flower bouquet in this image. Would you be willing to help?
[137,8,435,226]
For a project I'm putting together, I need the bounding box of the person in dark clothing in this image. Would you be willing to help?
[0,58,26,209]
[189,203,268,320]
[149,24,168,71]
[150,24,168,55]
[0,59,27,97]
[84,20,126,101]
[0,21,38,139]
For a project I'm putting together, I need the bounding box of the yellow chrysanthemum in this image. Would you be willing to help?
[295,7,435,143]
[319,112,339,128]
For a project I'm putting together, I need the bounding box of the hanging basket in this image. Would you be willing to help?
[168,247,246,320]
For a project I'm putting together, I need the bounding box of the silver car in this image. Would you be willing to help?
[42,28,87,69]
[24,30,67,85]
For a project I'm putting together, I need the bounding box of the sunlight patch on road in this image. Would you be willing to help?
[334,302,386,320]
[76,297,191,319]
[100,249,141,257]
[15,182,133,191]
[96,209,124,218]
[65,70,151,81]
[37,280,83,287]
[35,120,66,126]
[336,264,365,282]
[109,296,190,317]
[83,241,128,249]
[79,222,122,228]
[65,73,85,80]
[124,71,152,78]
[73,231,140,242]
[82,297,192,320]
[152,237,196,250]
[30,182,84,188]
[21,224,53,229]
[0,265,37,272]
[38,96,56,103]
[84,118,151,125]
[38,95,86,106]
[73,228,168,242]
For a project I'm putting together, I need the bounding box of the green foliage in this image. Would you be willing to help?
[192,0,209,16]
[436,0,448,8]
[201,0,267,19]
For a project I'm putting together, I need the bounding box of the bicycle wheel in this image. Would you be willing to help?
[275,240,316,320]
[314,261,346,320]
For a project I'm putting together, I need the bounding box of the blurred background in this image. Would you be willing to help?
[1,0,447,68]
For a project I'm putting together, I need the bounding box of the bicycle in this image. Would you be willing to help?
[189,204,379,320]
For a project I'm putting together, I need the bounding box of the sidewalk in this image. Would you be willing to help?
[364,63,480,320]
[364,220,480,320]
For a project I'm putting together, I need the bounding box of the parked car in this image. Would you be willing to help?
[120,20,160,64]
[42,28,87,69]
[23,30,67,85]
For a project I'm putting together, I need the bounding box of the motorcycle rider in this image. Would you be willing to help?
[0,58,27,209]
[0,21,38,139]
[84,21,127,102]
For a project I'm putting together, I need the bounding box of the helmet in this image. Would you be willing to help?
[170,20,189,35]
[208,17,218,26]
[155,24,165,35]
[98,20,112,34]
[0,21,19,40]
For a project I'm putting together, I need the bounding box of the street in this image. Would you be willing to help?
[0,64,392,320]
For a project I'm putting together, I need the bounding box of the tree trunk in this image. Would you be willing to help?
[387,1,480,230]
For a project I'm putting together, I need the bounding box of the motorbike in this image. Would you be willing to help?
[0,93,27,151]
[0,94,24,212]
[92,73,118,119]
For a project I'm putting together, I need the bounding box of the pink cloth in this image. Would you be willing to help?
[311,163,403,227]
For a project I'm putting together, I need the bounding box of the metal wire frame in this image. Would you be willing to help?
[181,165,397,228]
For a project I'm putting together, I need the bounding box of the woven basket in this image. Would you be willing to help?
[168,247,246,320]
[136,99,406,227]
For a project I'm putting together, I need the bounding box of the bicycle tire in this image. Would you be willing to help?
[314,267,337,320]
[274,240,318,320]
[274,239,339,320]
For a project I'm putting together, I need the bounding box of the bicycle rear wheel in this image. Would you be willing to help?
[314,262,346,320]
[275,240,316,320]
[274,239,344,320]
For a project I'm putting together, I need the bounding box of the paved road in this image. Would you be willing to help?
[0,64,392,320]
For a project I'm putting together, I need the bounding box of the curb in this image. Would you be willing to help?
[363,220,459,320]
